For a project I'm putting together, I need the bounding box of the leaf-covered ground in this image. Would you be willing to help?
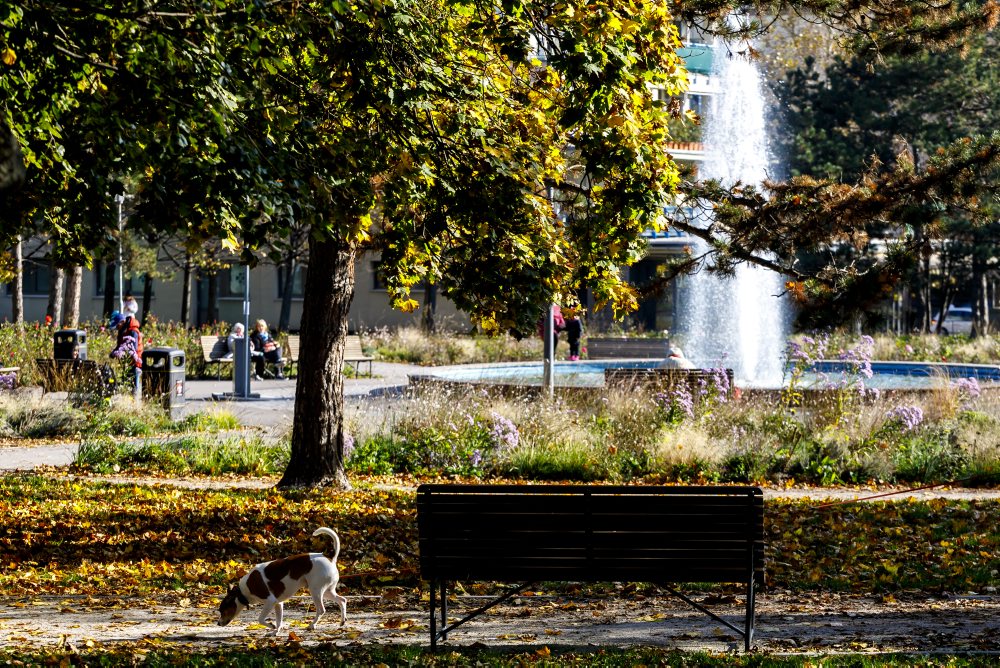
[2,475,997,598]
[1,474,998,662]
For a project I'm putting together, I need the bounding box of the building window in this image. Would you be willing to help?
[5,260,50,296]
[278,264,306,299]
[685,94,708,117]
[218,266,246,299]
[371,261,388,291]
[93,264,153,296]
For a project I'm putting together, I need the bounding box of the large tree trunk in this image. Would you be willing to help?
[63,265,83,327]
[181,253,192,327]
[47,263,65,328]
[278,256,295,332]
[102,262,116,316]
[206,270,218,325]
[278,237,355,489]
[141,272,153,327]
[972,258,989,337]
[11,236,23,326]
[421,280,437,333]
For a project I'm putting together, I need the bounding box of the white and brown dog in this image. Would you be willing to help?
[218,527,346,634]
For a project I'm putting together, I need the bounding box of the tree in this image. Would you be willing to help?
[2,0,999,491]
[777,28,1000,330]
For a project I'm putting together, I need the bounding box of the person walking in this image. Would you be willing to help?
[109,310,143,400]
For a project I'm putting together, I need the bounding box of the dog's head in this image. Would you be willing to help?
[218,584,249,626]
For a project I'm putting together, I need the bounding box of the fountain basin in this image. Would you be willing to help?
[407,360,1000,392]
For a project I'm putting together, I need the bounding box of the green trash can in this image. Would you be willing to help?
[141,347,186,414]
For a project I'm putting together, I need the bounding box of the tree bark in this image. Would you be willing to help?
[102,262,116,317]
[63,265,83,327]
[141,272,153,327]
[47,263,65,328]
[421,280,437,333]
[11,236,23,326]
[972,258,989,337]
[277,236,355,489]
[279,256,295,332]
[206,270,218,325]
[181,253,192,327]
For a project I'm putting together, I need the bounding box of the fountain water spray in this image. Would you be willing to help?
[675,29,790,385]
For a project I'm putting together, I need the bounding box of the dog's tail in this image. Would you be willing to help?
[312,527,341,561]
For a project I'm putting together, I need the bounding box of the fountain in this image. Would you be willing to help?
[675,31,791,386]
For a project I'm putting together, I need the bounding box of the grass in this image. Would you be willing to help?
[2,646,997,667]
[74,432,288,476]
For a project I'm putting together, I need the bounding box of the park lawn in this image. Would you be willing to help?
[1,474,998,598]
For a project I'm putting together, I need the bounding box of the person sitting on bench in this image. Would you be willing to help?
[250,319,286,380]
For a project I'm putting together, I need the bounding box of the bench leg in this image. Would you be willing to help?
[745,577,756,651]
[430,581,437,650]
[439,581,448,641]
[429,580,449,650]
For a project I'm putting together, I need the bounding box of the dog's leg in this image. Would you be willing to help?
[309,590,327,630]
[272,601,285,634]
[327,586,347,626]
[258,600,277,630]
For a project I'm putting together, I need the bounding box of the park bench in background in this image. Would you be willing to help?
[278,333,371,378]
[285,334,300,378]
[344,334,373,377]
[200,335,232,379]
[586,337,671,359]
[417,484,764,651]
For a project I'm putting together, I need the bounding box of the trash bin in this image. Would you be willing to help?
[141,347,186,413]
[53,329,88,360]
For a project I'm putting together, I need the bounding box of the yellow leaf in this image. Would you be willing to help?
[1,48,15,66]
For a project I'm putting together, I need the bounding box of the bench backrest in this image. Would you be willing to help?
[286,334,300,362]
[417,484,763,585]
[344,334,370,360]
[200,335,230,361]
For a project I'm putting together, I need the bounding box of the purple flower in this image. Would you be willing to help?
[342,433,355,461]
[886,405,924,432]
[469,449,483,467]
[951,377,981,399]
[488,412,519,450]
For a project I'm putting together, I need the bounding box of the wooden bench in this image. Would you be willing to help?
[586,337,671,359]
[281,334,370,378]
[417,484,764,651]
[344,334,373,377]
[285,334,300,378]
[200,335,232,379]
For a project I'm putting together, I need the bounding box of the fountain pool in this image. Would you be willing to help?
[408,360,1000,392]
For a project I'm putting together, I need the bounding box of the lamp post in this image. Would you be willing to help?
[114,192,125,311]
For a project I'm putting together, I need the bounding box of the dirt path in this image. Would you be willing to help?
[2,590,997,654]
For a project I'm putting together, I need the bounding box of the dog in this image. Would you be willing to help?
[218,527,346,634]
